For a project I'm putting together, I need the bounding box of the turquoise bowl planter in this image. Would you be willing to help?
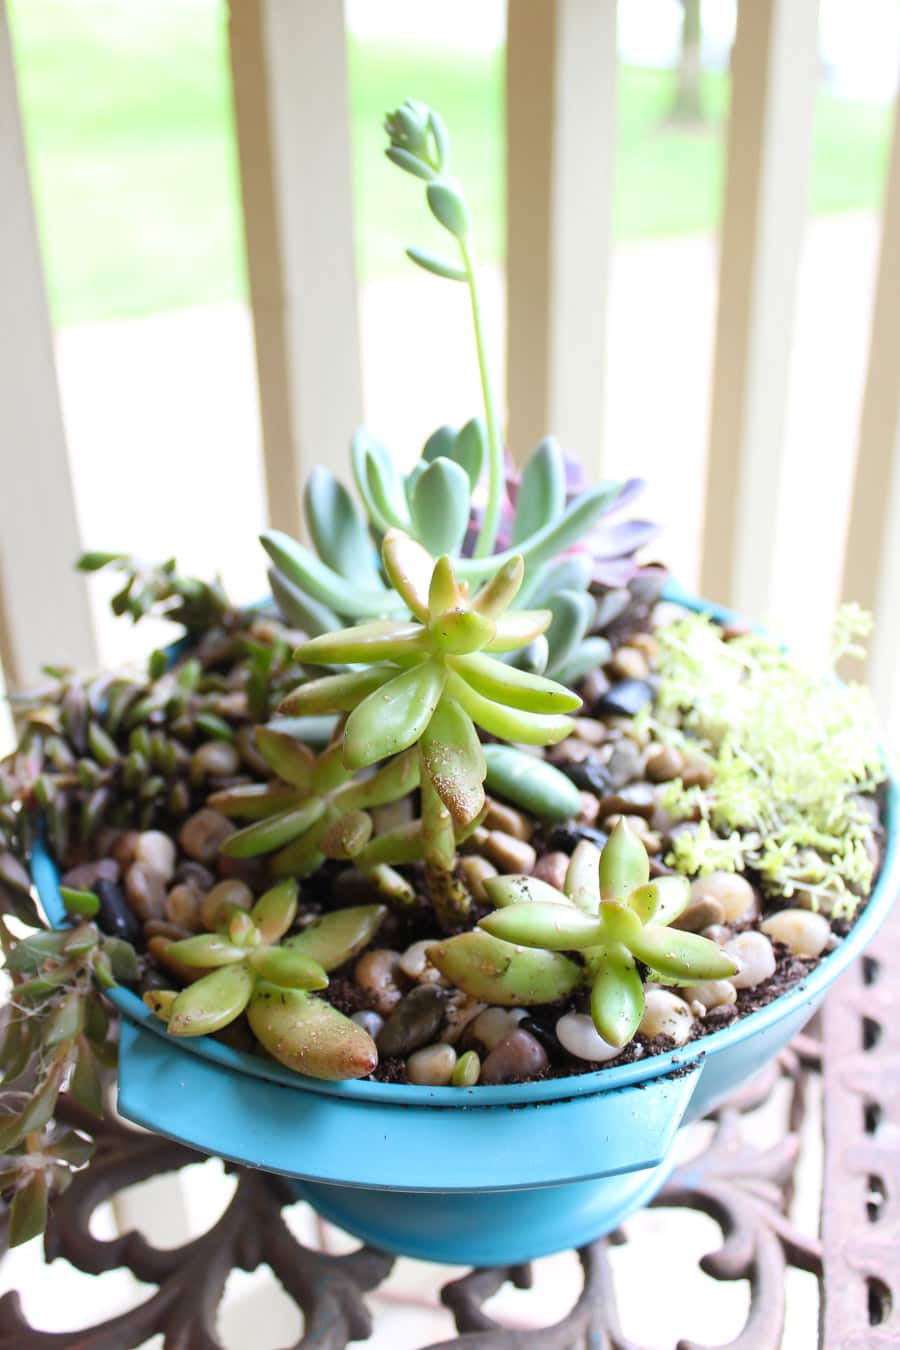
[31,587,900,1266]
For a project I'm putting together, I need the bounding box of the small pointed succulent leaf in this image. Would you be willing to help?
[448,673,575,745]
[599,899,644,946]
[426,181,470,239]
[351,430,410,534]
[343,662,446,769]
[451,418,485,488]
[483,873,575,908]
[485,610,553,652]
[286,905,388,971]
[319,809,373,860]
[251,879,299,944]
[207,782,302,820]
[430,609,495,655]
[168,964,255,1037]
[248,985,378,1080]
[295,620,428,667]
[158,935,248,968]
[247,947,329,990]
[588,944,644,1047]
[304,467,384,589]
[553,636,614,686]
[543,590,597,674]
[599,819,650,900]
[524,554,593,607]
[628,876,691,927]
[511,438,567,545]
[278,667,394,716]
[335,746,420,810]
[268,564,341,637]
[480,901,605,951]
[254,727,316,790]
[219,798,325,858]
[472,556,524,618]
[428,931,582,1005]
[565,840,603,913]
[628,926,740,982]
[428,554,462,615]
[9,1172,49,1248]
[411,458,470,555]
[482,744,582,823]
[452,652,581,714]
[406,246,467,281]
[261,529,398,619]
[420,696,485,827]
[382,529,434,619]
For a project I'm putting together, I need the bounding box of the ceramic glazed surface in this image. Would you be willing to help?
[32,587,900,1264]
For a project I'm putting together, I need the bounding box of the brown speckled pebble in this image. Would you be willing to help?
[124,862,167,920]
[178,808,234,862]
[376,985,445,1058]
[480,1029,549,1084]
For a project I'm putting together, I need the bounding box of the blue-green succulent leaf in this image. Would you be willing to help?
[405,246,466,281]
[411,457,471,555]
[261,530,401,620]
[452,418,486,489]
[267,566,342,635]
[552,636,613,686]
[511,438,566,546]
[304,468,384,589]
[422,425,458,463]
[544,590,597,674]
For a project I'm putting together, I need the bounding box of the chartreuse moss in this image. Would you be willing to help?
[639,608,887,916]
[430,821,737,1049]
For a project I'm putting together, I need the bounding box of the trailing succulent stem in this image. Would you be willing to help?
[431,821,739,1048]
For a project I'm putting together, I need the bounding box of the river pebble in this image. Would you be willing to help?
[760,909,831,958]
[598,680,654,718]
[124,862,168,921]
[191,740,240,781]
[399,939,442,983]
[605,740,645,789]
[532,851,569,890]
[672,897,725,933]
[645,746,684,783]
[201,879,254,931]
[480,1029,549,1084]
[691,872,758,924]
[682,979,737,1011]
[469,1006,528,1052]
[639,990,694,1044]
[555,1011,621,1062]
[178,808,235,862]
[460,855,498,903]
[483,830,537,874]
[135,830,177,882]
[608,646,649,682]
[581,667,611,707]
[561,756,613,797]
[484,797,533,841]
[174,860,216,890]
[351,1010,384,1039]
[62,857,121,891]
[94,877,141,944]
[726,932,776,989]
[355,948,406,1015]
[407,1042,457,1086]
[165,883,204,931]
[376,985,445,1058]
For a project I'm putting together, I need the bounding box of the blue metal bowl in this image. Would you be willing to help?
[31,587,900,1265]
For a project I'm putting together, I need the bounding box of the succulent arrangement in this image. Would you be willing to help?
[0,99,889,1247]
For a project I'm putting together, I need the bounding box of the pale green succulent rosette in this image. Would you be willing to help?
[432,821,740,1049]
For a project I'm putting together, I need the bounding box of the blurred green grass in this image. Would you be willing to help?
[8,0,894,327]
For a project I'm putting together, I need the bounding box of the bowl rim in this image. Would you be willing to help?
[31,582,900,1108]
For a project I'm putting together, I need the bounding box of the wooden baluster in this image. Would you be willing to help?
[700,0,819,615]
[506,0,617,469]
[0,1,96,688]
[227,0,362,535]
[841,94,900,745]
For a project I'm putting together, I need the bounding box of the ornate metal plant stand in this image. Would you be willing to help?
[2,904,898,1350]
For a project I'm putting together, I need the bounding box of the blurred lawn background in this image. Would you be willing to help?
[8,0,894,327]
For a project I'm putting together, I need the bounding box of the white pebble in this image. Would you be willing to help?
[351,1010,384,1038]
[760,909,831,958]
[407,1042,457,1086]
[725,931,776,989]
[555,1012,621,1062]
[682,979,737,1011]
[691,871,758,923]
[470,1006,527,1052]
[399,939,439,982]
[639,990,694,1045]
[135,830,177,882]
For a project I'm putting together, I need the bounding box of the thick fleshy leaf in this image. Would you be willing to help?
[523,554,593,607]
[168,964,254,1037]
[219,798,325,858]
[310,742,354,794]
[452,652,580,714]
[428,931,581,1005]
[422,425,457,463]
[351,430,411,534]
[486,610,552,652]
[429,609,495,655]
[304,467,384,589]
[628,926,740,982]
[270,826,328,879]
[295,619,427,667]
[208,783,301,820]
[354,819,427,867]
[511,438,566,545]
[268,565,341,636]
[480,901,604,951]
[285,904,388,970]
[9,1172,48,1248]
[255,727,316,790]
[335,746,420,810]
[588,944,644,1047]
[69,1039,103,1116]
[483,873,573,908]
[6,929,70,973]
[411,457,470,555]
[319,809,373,859]
[599,819,650,900]
[428,555,462,615]
[543,590,596,675]
[448,673,575,745]
[343,662,446,770]
[598,900,644,946]
[628,877,691,926]
[261,529,399,619]
[247,947,328,990]
[420,696,485,826]
[451,418,486,489]
[165,934,247,967]
[406,246,467,281]
[248,985,378,1080]
[565,840,602,912]
[482,743,582,822]
[381,530,435,619]
[471,557,524,618]
[553,636,613,687]
[278,666,395,716]
[251,879,299,944]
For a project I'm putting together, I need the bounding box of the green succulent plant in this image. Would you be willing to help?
[281,530,580,925]
[430,820,739,1049]
[145,884,388,1081]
